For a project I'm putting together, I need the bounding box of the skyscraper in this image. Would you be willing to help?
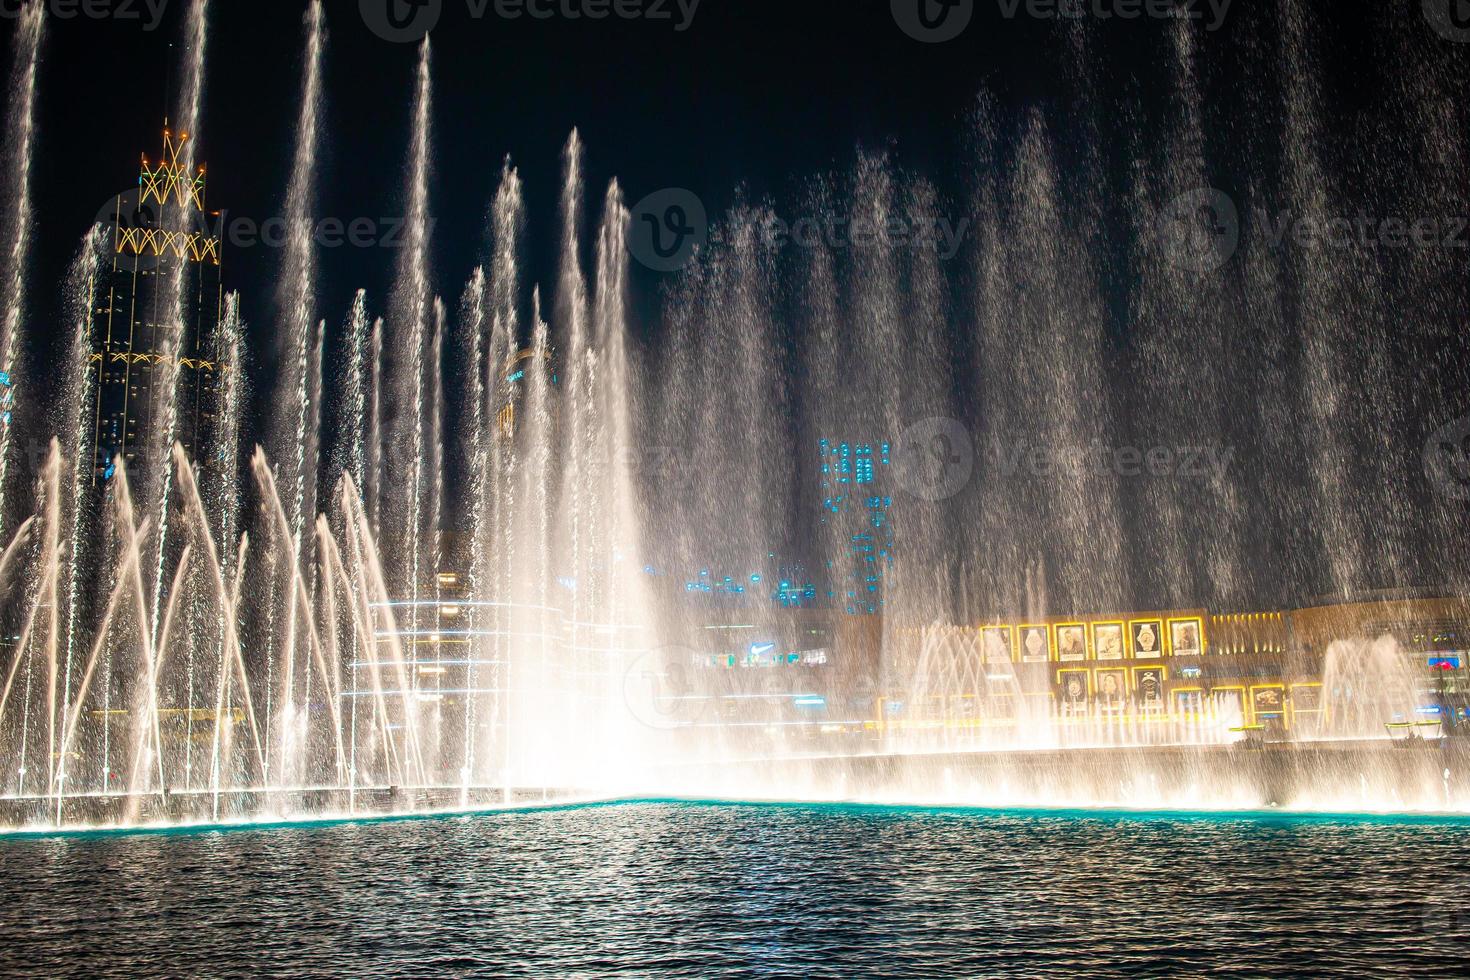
[818,439,893,616]
[89,127,224,481]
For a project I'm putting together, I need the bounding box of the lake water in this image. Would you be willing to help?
[3,802,1469,977]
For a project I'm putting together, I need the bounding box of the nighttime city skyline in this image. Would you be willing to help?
[3,1,1470,976]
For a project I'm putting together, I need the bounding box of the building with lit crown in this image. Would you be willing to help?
[89,127,224,481]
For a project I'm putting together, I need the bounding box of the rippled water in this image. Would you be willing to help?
[4,802,1470,977]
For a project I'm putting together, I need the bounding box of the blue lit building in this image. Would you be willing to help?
[818,439,893,616]
[673,556,819,610]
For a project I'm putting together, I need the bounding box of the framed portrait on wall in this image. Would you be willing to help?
[1169,618,1204,657]
[1291,684,1322,712]
[1130,620,1163,659]
[1093,622,1125,661]
[1252,686,1284,717]
[1057,624,1088,662]
[1059,670,1089,711]
[1096,669,1127,710]
[1134,666,1165,710]
[1020,625,1052,663]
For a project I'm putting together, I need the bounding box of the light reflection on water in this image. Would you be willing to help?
[3,802,1469,977]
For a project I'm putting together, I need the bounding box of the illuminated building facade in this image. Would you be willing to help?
[648,438,898,736]
[89,128,224,481]
[883,593,1470,740]
[495,346,556,441]
[818,439,892,616]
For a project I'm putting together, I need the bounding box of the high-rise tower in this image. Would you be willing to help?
[89,127,224,481]
[818,438,893,616]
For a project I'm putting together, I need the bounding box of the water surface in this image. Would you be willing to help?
[3,802,1468,977]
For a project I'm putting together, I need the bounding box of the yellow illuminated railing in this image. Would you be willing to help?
[116,225,221,264]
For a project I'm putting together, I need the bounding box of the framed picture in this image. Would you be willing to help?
[1175,688,1204,714]
[981,626,1015,664]
[1168,617,1204,657]
[1020,624,1052,663]
[1058,669,1090,710]
[1291,684,1322,712]
[1096,668,1128,710]
[1251,685,1285,718]
[1057,623,1088,662]
[1130,620,1163,659]
[1134,666,1166,710]
[1093,622,1125,661]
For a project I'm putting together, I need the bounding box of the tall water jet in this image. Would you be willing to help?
[1128,18,1243,608]
[511,287,554,786]
[557,131,591,675]
[457,266,487,785]
[54,227,106,813]
[389,35,434,641]
[368,317,384,533]
[299,318,325,735]
[591,179,647,779]
[204,292,244,792]
[965,94,1025,613]
[429,298,444,593]
[482,161,521,789]
[1379,6,1470,594]
[333,290,370,788]
[337,291,370,498]
[147,0,209,654]
[658,196,787,609]
[423,296,446,771]
[992,114,1124,618]
[278,0,325,545]
[0,1,44,535]
[266,0,325,780]
[1277,0,1370,599]
[205,293,245,584]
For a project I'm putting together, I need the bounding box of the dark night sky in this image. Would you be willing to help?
[23,0,1040,338]
[8,0,1464,411]
[13,0,1405,346]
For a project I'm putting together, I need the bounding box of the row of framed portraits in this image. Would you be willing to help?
[1052,671,1320,722]
[981,617,1205,664]
[1058,666,1168,710]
